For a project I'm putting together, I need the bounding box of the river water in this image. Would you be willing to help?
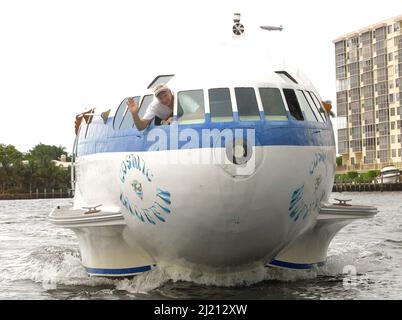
[0,192,401,300]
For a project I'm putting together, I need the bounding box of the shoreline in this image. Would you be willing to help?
[0,192,72,201]
[332,182,402,192]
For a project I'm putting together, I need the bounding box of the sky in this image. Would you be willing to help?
[1,0,402,153]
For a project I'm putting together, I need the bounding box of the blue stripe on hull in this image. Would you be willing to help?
[85,264,155,276]
[268,260,326,270]
[76,117,335,157]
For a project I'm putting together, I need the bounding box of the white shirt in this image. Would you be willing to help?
[142,99,173,121]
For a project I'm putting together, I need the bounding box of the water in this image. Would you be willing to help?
[0,193,401,300]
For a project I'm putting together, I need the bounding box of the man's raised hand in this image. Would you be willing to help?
[127,97,139,115]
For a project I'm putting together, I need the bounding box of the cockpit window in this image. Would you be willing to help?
[303,91,325,123]
[235,88,261,121]
[308,92,326,123]
[209,88,233,122]
[177,90,205,124]
[296,90,318,122]
[283,89,304,121]
[258,88,288,120]
[120,96,141,130]
[138,95,154,120]
[114,98,129,130]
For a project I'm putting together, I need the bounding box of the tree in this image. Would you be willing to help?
[0,144,24,193]
[27,143,70,163]
[336,156,342,167]
[0,143,71,194]
[347,171,359,180]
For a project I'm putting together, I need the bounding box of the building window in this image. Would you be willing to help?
[258,88,287,120]
[337,117,347,129]
[349,88,361,101]
[361,32,372,46]
[375,81,388,96]
[234,88,261,121]
[177,90,205,124]
[209,88,233,122]
[336,66,346,79]
[283,89,304,121]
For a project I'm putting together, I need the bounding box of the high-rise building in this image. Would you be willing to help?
[334,15,402,170]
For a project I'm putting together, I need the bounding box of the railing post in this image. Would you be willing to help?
[381,175,384,192]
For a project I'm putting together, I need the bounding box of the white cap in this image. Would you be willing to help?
[154,84,170,97]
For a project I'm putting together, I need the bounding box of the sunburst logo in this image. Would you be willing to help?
[131,180,143,200]
[288,152,328,222]
[119,154,172,225]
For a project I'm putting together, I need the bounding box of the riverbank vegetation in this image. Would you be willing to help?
[0,143,71,194]
[335,170,380,183]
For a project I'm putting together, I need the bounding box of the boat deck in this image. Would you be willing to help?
[319,202,377,220]
[49,205,125,227]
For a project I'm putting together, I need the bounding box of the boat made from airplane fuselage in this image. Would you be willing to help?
[49,40,378,277]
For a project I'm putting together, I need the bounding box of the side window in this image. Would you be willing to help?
[138,95,154,120]
[235,87,261,121]
[295,90,318,122]
[177,90,205,124]
[283,89,304,121]
[120,96,141,130]
[259,88,288,120]
[309,92,326,122]
[113,98,128,130]
[209,88,233,122]
[303,91,325,123]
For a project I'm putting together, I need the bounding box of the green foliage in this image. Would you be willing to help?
[336,156,342,167]
[335,173,348,182]
[27,143,71,163]
[368,170,380,179]
[347,171,359,180]
[0,143,71,194]
[335,169,381,183]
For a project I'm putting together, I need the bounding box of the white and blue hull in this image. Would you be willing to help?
[48,57,378,276]
[57,145,342,274]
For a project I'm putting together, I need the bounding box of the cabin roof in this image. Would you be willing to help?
[110,43,322,114]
